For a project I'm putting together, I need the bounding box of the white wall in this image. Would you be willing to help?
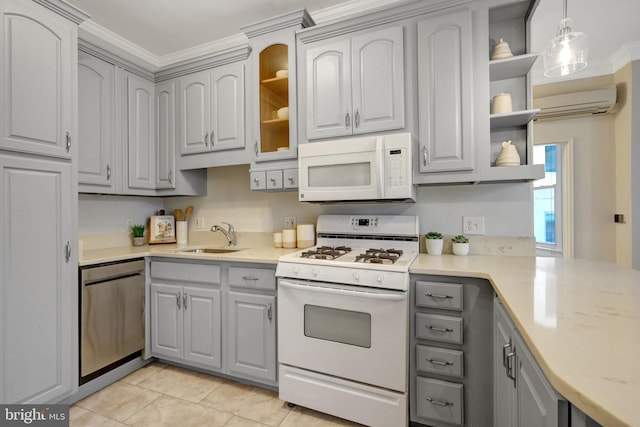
[162,164,534,237]
[78,194,163,234]
[534,114,617,263]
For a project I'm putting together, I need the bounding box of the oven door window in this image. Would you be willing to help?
[304,304,371,348]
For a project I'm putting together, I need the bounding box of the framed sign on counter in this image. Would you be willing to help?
[148,215,176,244]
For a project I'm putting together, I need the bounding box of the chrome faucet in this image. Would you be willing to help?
[210,222,236,246]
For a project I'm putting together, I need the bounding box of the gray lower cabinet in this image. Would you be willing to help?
[226,265,277,385]
[494,297,569,427]
[410,276,493,426]
[227,292,276,382]
[150,261,223,370]
[149,260,277,387]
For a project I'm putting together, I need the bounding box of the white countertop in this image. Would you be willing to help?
[411,254,639,427]
[80,247,638,426]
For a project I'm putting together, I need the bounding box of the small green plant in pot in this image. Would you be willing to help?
[132,224,145,246]
[425,231,444,255]
[452,234,470,256]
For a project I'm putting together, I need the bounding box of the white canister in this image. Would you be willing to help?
[296,224,315,249]
[273,232,283,248]
[282,228,297,248]
[491,93,512,114]
[176,221,188,245]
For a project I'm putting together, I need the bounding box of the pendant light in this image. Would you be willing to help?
[542,0,589,77]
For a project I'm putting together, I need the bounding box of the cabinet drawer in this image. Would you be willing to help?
[283,168,298,189]
[416,345,464,378]
[416,281,463,311]
[416,313,463,344]
[250,171,266,190]
[266,170,283,190]
[151,261,221,285]
[228,266,276,290]
[416,377,464,426]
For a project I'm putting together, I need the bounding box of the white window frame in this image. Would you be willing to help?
[533,138,574,258]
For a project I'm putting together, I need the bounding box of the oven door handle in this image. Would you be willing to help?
[279,280,406,301]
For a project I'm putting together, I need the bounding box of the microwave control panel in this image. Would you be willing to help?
[385,147,408,188]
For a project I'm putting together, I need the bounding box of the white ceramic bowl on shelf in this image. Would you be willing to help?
[277,107,289,119]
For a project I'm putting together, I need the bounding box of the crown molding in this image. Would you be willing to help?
[79,21,159,71]
[241,9,314,38]
[78,39,155,81]
[610,40,640,74]
[310,0,403,24]
[33,0,90,24]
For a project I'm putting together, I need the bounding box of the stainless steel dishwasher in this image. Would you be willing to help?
[80,259,145,384]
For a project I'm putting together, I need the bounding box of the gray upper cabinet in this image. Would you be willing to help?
[417,6,474,173]
[305,25,405,140]
[155,80,176,190]
[0,0,75,159]
[126,72,156,190]
[178,62,245,156]
[78,52,117,192]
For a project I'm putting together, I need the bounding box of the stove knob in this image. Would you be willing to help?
[376,274,384,283]
[353,271,360,281]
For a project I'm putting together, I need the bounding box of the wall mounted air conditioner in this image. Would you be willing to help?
[534,85,617,121]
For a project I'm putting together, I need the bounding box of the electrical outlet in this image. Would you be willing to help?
[463,216,485,235]
[194,217,205,230]
[125,218,134,230]
[284,216,296,229]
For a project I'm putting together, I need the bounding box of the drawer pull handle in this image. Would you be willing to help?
[428,326,453,333]
[425,397,454,407]
[242,276,259,281]
[428,358,453,366]
[425,292,453,299]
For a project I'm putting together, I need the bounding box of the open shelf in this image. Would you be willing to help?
[482,164,545,182]
[490,109,539,129]
[490,53,539,81]
[261,118,289,132]
[261,76,288,93]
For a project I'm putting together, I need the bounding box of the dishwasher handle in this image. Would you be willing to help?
[83,271,144,287]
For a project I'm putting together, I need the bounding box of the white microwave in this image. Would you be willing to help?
[298,132,415,203]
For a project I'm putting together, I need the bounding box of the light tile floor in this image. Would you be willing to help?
[71,362,363,427]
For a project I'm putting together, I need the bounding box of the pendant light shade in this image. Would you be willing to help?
[543,0,589,77]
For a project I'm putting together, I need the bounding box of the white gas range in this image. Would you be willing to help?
[276,214,419,427]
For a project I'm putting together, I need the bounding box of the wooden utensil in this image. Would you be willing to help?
[184,206,193,221]
[175,208,183,221]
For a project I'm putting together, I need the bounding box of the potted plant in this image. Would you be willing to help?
[452,234,470,256]
[425,231,444,255]
[131,224,145,246]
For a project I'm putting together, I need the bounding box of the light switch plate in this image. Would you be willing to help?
[463,216,485,235]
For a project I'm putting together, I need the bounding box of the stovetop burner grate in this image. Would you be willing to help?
[354,248,404,264]
[300,245,352,260]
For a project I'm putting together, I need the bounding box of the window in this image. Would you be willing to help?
[533,141,573,257]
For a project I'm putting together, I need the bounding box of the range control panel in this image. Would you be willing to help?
[350,216,379,229]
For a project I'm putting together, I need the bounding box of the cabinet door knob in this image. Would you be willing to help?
[168,169,173,184]
[345,112,351,129]
[176,292,181,309]
[106,164,111,180]
[210,130,215,146]
[204,132,209,147]
[183,292,188,310]
[267,303,273,321]
[64,241,71,262]
[354,109,360,128]
[65,132,71,152]
[254,141,259,156]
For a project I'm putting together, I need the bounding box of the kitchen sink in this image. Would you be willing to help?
[178,247,244,254]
